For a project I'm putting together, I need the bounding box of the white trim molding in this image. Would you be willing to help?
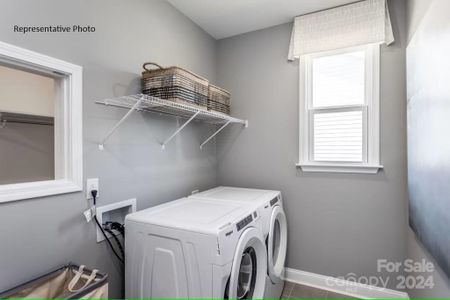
[0,41,83,203]
[284,268,409,299]
[296,163,383,174]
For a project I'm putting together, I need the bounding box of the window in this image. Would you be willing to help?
[0,41,82,203]
[297,44,382,174]
[0,64,56,184]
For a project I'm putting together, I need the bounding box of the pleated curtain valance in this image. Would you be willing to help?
[288,0,394,60]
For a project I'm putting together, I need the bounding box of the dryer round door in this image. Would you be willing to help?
[267,205,287,284]
[228,227,267,299]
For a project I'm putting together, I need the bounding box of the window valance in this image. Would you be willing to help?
[288,0,394,60]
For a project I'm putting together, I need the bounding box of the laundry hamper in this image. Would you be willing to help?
[0,263,108,299]
[142,62,209,109]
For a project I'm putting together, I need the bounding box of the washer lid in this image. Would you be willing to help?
[228,227,267,299]
[192,186,280,204]
[267,206,287,283]
[126,198,246,235]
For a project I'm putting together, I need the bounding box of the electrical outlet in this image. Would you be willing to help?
[86,178,99,199]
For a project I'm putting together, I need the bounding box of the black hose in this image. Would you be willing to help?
[94,215,124,264]
[91,190,124,264]
[104,227,125,260]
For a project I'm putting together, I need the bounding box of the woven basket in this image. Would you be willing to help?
[208,84,231,115]
[142,62,208,109]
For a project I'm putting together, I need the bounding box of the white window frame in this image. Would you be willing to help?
[0,41,83,203]
[296,43,383,174]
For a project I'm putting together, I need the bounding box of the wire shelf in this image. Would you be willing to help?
[95,94,248,150]
[96,94,246,126]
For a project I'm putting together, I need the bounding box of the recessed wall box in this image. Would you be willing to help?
[95,198,136,242]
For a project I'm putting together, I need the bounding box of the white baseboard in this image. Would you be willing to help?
[284,268,409,299]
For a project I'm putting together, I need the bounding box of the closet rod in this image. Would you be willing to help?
[0,112,54,126]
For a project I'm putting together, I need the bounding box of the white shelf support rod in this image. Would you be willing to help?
[161,110,200,150]
[200,120,232,150]
[98,99,143,150]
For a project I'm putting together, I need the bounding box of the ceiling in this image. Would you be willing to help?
[168,0,357,40]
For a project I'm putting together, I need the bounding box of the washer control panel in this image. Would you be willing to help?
[236,213,253,231]
[270,197,278,206]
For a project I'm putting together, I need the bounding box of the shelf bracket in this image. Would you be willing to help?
[200,120,232,150]
[161,110,200,149]
[98,98,143,150]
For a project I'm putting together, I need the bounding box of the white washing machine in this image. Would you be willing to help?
[125,197,267,299]
[189,187,288,299]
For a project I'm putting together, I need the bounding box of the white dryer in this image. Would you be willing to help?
[125,197,267,299]
[189,187,288,299]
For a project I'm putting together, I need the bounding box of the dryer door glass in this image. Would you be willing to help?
[272,219,281,264]
[268,206,287,283]
[237,247,256,298]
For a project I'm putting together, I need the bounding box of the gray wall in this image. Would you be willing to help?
[0,0,217,297]
[216,0,408,289]
[406,0,450,297]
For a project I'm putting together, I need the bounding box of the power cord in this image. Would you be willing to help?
[104,227,125,259]
[91,190,124,264]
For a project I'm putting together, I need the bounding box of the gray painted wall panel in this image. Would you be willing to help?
[0,0,217,297]
[216,0,408,289]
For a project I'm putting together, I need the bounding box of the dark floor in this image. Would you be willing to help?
[281,281,357,299]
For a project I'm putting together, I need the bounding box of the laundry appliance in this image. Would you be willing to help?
[189,187,287,299]
[125,197,267,299]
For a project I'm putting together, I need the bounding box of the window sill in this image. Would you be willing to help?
[0,179,82,203]
[296,163,383,174]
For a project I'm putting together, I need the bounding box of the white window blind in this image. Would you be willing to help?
[313,110,364,162]
[288,0,394,60]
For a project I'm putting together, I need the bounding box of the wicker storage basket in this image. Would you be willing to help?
[208,84,231,115]
[142,62,208,109]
